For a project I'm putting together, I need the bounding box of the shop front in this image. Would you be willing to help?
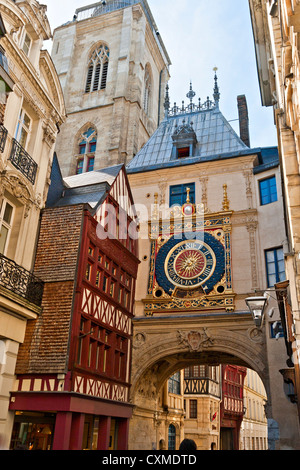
[9,392,133,450]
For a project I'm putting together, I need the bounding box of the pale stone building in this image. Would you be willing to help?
[240,368,268,450]
[249,0,300,421]
[0,0,65,449]
[51,0,171,178]
[126,79,300,450]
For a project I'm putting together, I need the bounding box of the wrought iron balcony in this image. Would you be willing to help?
[0,254,44,307]
[0,124,8,153]
[9,138,38,184]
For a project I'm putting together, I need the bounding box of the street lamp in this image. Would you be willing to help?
[245,296,268,328]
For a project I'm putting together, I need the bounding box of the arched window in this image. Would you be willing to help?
[168,425,176,451]
[76,127,97,175]
[143,66,151,115]
[85,44,109,93]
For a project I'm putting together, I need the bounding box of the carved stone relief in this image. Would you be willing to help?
[177,328,214,352]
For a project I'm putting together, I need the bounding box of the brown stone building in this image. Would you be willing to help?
[51,0,171,177]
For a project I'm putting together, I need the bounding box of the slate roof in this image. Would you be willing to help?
[46,155,123,211]
[127,106,251,174]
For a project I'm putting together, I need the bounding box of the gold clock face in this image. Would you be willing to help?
[164,239,216,289]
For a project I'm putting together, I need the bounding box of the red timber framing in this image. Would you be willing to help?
[220,365,247,450]
[10,166,140,450]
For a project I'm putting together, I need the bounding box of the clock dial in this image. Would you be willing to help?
[155,232,225,296]
[165,240,216,289]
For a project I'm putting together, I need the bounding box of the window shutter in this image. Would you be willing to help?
[93,63,101,91]
[100,61,109,89]
[85,65,94,93]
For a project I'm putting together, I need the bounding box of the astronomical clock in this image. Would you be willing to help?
[143,186,235,316]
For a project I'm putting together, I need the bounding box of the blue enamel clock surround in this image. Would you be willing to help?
[155,232,225,295]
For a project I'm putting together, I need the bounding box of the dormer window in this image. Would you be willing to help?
[22,34,32,56]
[172,120,197,159]
[177,147,190,158]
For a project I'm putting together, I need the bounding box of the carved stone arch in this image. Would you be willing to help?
[131,325,270,404]
[84,41,110,94]
[0,169,39,217]
[86,40,110,65]
[0,3,25,34]
[39,50,66,124]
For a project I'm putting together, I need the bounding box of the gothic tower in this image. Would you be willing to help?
[51,0,171,177]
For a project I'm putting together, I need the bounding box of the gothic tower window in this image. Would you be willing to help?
[85,44,110,93]
[143,65,152,115]
[76,127,97,174]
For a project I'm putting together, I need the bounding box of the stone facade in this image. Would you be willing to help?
[51,1,170,177]
[249,0,300,422]
[0,0,65,449]
[126,82,300,449]
[240,368,268,450]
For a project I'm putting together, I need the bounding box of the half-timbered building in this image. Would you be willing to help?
[9,156,139,450]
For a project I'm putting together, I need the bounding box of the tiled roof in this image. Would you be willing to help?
[46,155,123,210]
[127,107,249,173]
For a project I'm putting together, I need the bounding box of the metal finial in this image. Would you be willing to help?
[186,81,196,105]
[222,184,230,211]
[164,84,170,118]
[213,67,220,107]
[186,187,191,204]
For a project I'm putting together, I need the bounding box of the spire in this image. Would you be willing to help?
[213,67,220,107]
[164,83,170,119]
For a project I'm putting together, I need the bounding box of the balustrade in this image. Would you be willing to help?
[9,138,38,184]
[0,253,44,306]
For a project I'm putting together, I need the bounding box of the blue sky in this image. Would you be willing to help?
[44,0,277,149]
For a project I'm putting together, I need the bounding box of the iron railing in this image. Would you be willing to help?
[0,124,8,153]
[0,254,44,307]
[9,138,38,184]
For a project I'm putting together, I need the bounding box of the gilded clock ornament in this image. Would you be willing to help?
[155,232,225,296]
[165,239,216,289]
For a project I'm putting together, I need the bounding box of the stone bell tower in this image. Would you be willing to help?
[51,0,171,177]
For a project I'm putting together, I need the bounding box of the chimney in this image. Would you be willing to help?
[237,95,250,147]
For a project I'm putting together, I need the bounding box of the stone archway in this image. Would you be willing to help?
[128,311,272,450]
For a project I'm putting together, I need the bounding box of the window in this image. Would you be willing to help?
[168,425,176,451]
[168,372,181,395]
[177,147,190,158]
[76,127,97,174]
[170,183,195,207]
[143,66,151,115]
[190,400,198,419]
[22,34,31,56]
[265,247,286,287]
[259,176,278,205]
[0,199,14,255]
[270,321,284,339]
[15,110,31,149]
[85,44,109,93]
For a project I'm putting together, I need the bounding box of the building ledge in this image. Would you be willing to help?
[0,285,42,320]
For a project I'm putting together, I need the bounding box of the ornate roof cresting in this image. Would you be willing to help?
[163,69,221,118]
